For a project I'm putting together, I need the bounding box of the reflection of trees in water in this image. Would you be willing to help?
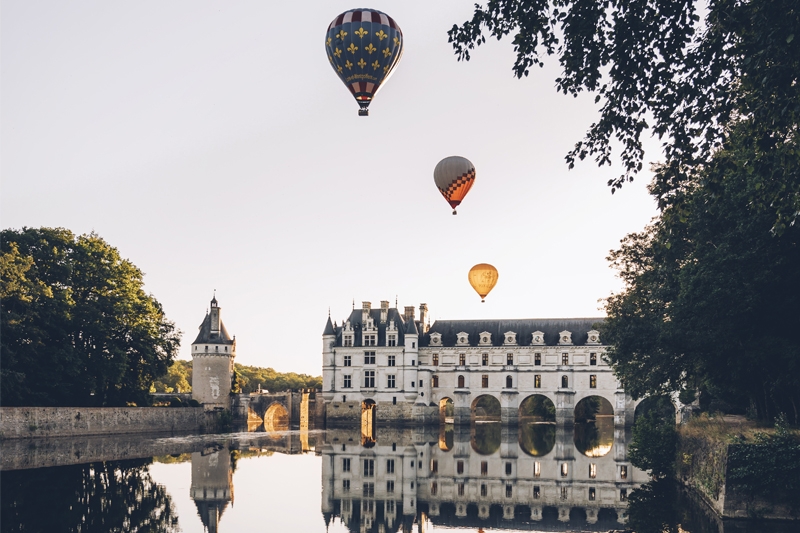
[574,417,614,457]
[574,396,613,422]
[519,395,555,421]
[1,458,179,533]
[439,423,454,451]
[471,395,501,418]
[518,422,556,456]
[470,422,501,455]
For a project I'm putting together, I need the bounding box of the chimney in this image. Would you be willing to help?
[362,301,372,322]
[380,301,389,323]
[419,303,428,328]
[404,306,415,324]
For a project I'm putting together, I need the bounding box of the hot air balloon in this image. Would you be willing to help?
[325,9,403,116]
[434,156,476,215]
[468,263,498,303]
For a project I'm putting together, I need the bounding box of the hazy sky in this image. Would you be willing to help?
[2,1,661,375]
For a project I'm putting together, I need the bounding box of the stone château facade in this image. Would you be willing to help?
[192,296,236,410]
[322,301,639,426]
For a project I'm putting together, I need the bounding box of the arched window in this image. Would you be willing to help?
[506,375,513,388]
[457,375,465,388]
[561,375,569,388]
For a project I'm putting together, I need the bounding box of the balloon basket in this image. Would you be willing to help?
[452,209,457,215]
[358,109,369,117]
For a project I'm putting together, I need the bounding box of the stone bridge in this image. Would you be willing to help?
[234,390,322,432]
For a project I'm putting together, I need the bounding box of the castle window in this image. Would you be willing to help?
[412,341,416,348]
[387,480,394,493]
[533,485,540,499]
[589,487,596,500]
[457,460,464,474]
[431,460,438,473]
[620,465,628,479]
[362,483,374,498]
[387,375,396,388]
[506,484,513,498]
[387,335,396,346]
[363,459,374,477]
[507,353,514,365]
[561,487,568,500]
[432,375,439,388]
[419,380,423,387]
[411,359,415,366]
[482,375,489,388]
[561,375,569,388]
[505,462,512,475]
[590,375,597,388]
[343,479,350,491]
[534,375,541,388]
[506,376,513,388]
[343,375,352,388]
[534,462,541,478]
[481,461,488,476]
[458,483,465,496]
[482,353,489,366]
[343,458,351,472]
[205,346,208,352]
[386,500,395,513]
[387,355,395,367]
[459,353,466,366]
[620,488,628,501]
[561,463,569,477]
[589,463,597,478]
[225,347,228,352]
[432,354,439,366]
[430,481,438,495]
[480,484,487,497]
[535,353,541,365]
[457,375,465,388]
[364,334,376,346]
[364,351,376,365]
[344,336,353,347]
[386,459,394,474]
[343,355,352,367]
[562,353,569,365]
[364,371,375,388]
[590,352,597,365]
[215,346,218,352]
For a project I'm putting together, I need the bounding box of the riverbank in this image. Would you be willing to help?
[678,415,800,519]
[0,406,227,440]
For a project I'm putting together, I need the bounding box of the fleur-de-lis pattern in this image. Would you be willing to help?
[325,8,404,115]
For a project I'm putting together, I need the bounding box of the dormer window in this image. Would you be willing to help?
[457,332,469,346]
[587,330,601,344]
[363,334,377,346]
[531,331,545,345]
[478,332,492,346]
[559,330,573,345]
[387,334,397,347]
[344,335,353,347]
[504,331,517,345]
[429,333,442,346]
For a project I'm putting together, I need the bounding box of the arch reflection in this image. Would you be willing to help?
[574,396,614,457]
[470,421,501,455]
[264,403,289,436]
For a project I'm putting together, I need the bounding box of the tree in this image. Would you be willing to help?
[449,0,799,232]
[1,227,181,407]
[601,124,800,422]
[629,403,678,478]
[152,360,192,394]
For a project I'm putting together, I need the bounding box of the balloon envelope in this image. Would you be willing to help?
[434,156,476,214]
[468,263,498,302]
[326,9,403,116]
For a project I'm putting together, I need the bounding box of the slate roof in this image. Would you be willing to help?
[421,318,604,347]
[329,307,421,347]
[192,312,235,345]
[323,316,336,336]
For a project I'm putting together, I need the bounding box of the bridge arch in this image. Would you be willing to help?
[439,397,454,424]
[574,396,614,457]
[264,403,289,434]
[634,395,675,423]
[471,395,501,421]
[518,394,556,456]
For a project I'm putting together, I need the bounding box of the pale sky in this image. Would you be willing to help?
[1,1,660,376]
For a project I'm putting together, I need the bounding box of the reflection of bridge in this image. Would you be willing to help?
[321,424,647,532]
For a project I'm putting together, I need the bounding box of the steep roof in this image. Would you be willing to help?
[331,307,409,347]
[422,318,604,347]
[192,312,235,345]
[323,316,336,336]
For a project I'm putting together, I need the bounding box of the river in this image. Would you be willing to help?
[1,422,796,532]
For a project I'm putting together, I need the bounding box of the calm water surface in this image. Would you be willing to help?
[1,423,796,533]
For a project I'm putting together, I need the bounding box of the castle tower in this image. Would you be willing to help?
[190,446,233,533]
[191,295,236,410]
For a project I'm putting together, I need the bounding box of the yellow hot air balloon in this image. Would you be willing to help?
[468,263,498,302]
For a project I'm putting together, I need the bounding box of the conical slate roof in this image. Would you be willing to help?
[192,313,234,345]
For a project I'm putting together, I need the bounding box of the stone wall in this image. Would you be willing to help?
[0,407,219,440]
[324,401,438,427]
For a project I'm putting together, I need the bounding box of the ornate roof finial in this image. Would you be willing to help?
[328,306,331,317]
[352,299,355,310]
[395,295,398,307]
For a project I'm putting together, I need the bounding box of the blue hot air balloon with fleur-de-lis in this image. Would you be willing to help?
[325,9,403,116]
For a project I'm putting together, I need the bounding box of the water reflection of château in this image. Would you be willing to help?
[320,423,646,532]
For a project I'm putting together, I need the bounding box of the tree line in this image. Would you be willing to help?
[152,359,321,394]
